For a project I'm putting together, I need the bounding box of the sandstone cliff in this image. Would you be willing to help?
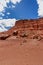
[0,18,43,40]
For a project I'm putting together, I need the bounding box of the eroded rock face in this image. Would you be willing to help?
[0,34,10,40]
[0,18,43,40]
[15,18,43,39]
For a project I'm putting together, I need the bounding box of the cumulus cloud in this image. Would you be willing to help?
[0,19,16,32]
[37,0,43,17]
[0,0,21,12]
[0,0,21,32]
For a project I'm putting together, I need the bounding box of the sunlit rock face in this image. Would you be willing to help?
[0,18,43,40]
[14,18,43,39]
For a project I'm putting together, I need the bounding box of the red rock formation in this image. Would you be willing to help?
[0,18,43,40]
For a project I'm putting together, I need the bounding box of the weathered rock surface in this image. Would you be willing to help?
[0,18,43,40]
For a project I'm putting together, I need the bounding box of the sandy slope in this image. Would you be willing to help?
[0,39,43,65]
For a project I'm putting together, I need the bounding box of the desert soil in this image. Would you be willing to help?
[0,39,43,65]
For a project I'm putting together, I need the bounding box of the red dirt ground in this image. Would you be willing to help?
[0,39,43,65]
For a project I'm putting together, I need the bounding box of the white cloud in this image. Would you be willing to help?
[0,0,9,11]
[7,12,10,15]
[0,0,21,12]
[37,0,43,17]
[11,0,21,4]
[0,19,16,32]
[0,0,21,32]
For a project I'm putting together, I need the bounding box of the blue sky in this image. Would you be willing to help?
[0,0,43,32]
[0,0,38,20]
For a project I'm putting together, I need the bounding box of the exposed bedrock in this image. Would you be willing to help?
[0,18,43,40]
